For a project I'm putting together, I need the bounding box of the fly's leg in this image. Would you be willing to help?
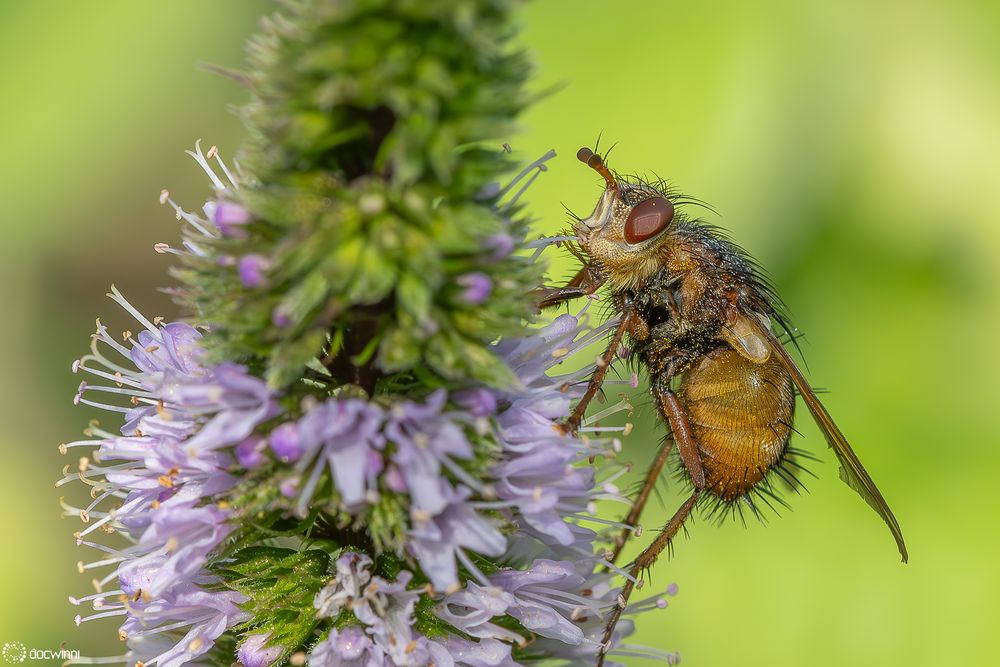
[561,306,632,433]
[657,384,705,492]
[609,356,683,563]
[533,262,624,434]
[596,389,704,666]
[533,263,605,310]
[610,436,674,563]
[597,492,698,665]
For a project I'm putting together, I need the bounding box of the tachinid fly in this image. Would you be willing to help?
[535,147,907,665]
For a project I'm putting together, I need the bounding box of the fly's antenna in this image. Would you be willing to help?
[577,146,618,191]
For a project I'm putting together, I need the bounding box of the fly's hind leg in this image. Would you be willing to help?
[596,389,705,667]
[597,492,699,665]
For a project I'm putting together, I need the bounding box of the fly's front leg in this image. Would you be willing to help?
[561,303,632,434]
[533,263,605,310]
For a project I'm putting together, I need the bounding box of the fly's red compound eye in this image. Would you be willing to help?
[624,197,674,244]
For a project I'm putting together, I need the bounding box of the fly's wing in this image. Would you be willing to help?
[750,317,909,563]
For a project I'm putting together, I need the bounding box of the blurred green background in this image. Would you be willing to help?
[3,1,998,665]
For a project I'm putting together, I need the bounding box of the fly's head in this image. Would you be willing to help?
[573,147,676,289]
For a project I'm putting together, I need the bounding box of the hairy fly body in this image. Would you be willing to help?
[536,147,908,665]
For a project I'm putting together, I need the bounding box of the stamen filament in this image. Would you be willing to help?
[562,512,633,530]
[107,286,162,339]
[69,590,124,605]
[185,140,227,191]
[456,549,491,587]
[74,363,144,388]
[584,399,632,425]
[75,397,131,414]
[165,198,216,238]
[78,556,126,572]
[213,151,240,190]
[75,608,126,624]
[495,149,556,202]
[80,385,157,400]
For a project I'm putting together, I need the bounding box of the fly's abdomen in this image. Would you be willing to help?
[679,347,795,501]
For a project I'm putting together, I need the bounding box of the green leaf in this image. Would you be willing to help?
[267,329,328,389]
[376,322,422,373]
[219,547,332,660]
[396,271,432,326]
[426,327,517,387]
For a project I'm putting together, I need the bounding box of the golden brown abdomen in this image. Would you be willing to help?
[679,347,795,501]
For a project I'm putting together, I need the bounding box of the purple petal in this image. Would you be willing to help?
[238,633,283,667]
[237,254,269,288]
[457,272,492,305]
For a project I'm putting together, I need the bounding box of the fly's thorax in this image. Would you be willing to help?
[630,265,724,340]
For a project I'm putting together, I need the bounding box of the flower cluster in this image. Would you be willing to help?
[63,275,677,666]
[61,290,270,663]
[174,0,547,391]
[59,2,684,665]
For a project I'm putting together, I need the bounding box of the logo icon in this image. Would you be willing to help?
[2,642,26,664]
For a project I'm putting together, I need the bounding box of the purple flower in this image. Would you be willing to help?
[238,254,270,287]
[124,317,203,376]
[456,272,492,304]
[384,464,408,493]
[527,573,680,666]
[269,422,302,462]
[238,632,284,667]
[452,388,498,418]
[134,502,235,597]
[480,313,631,554]
[434,583,521,644]
[293,399,385,511]
[279,476,299,498]
[68,580,249,666]
[310,627,386,666]
[272,306,292,328]
[312,558,454,667]
[63,288,270,664]
[236,436,268,469]
[352,571,425,665]
[408,488,506,593]
[385,391,474,516]
[484,233,515,261]
[314,553,374,619]
[115,583,249,667]
[434,638,516,667]
[212,200,251,237]
[143,591,247,665]
[174,362,280,453]
[490,444,591,546]
[489,560,593,645]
